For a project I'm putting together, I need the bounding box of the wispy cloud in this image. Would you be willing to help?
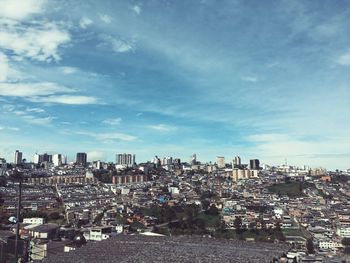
[336,50,350,65]
[0,82,72,97]
[77,131,137,142]
[0,83,100,105]
[29,95,100,105]
[22,115,54,125]
[99,34,133,53]
[0,52,9,81]
[87,151,105,161]
[61,66,78,74]
[147,124,177,132]
[99,14,112,24]
[102,118,122,125]
[241,76,258,82]
[0,126,20,131]
[25,107,45,113]
[132,5,142,15]
[79,17,93,29]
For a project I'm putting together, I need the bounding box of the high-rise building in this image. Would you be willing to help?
[14,150,22,165]
[76,152,87,166]
[233,156,241,167]
[116,153,135,166]
[0,158,7,176]
[191,154,197,165]
[41,153,52,163]
[162,156,173,165]
[173,158,181,164]
[53,154,62,167]
[250,159,260,170]
[217,156,225,168]
[33,153,40,164]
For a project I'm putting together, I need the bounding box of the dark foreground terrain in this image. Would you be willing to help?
[41,235,289,263]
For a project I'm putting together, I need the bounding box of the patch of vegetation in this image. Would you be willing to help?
[268,182,304,197]
[333,174,350,183]
[197,212,221,228]
[282,228,311,239]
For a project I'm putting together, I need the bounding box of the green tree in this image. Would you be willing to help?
[234,216,242,234]
[342,238,350,254]
[206,204,219,216]
[201,200,210,211]
[306,238,315,254]
[48,212,60,220]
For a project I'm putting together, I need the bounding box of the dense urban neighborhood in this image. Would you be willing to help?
[0,152,350,262]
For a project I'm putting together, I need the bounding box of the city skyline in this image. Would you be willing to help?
[0,0,350,170]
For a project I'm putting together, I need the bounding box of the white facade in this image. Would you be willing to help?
[53,154,62,167]
[337,227,350,237]
[23,217,44,225]
[217,156,225,168]
[318,240,342,249]
[116,153,135,166]
[83,227,112,241]
[33,153,40,164]
[14,150,22,164]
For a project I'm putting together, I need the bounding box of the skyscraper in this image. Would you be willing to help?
[250,159,260,170]
[191,154,197,165]
[53,154,62,167]
[234,156,241,167]
[14,150,22,165]
[116,153,135,166]
[76,152,87,166]
[33,153,40,164]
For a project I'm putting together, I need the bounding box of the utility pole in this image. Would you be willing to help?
[10,168,23,262]
[14,178,22,262]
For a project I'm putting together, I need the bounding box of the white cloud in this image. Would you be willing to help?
[100,35,133,53]
[61,66,78,74]
[241,76,258,82]
[246,133,290,142]
[102,118,122,125]
[147,124,177,132]
[0,52,21,81]
[132,5,142,15]
[337,50,350,65]
[99,14,112,24]
[79,17,93,29]
[0,52,9,81]
[0,0,46,20]
[26,107,45,113]
[77,131,137,142]
[29,95,99,105]
[0,126,19,131]
[22,115,53,125]
[0,22,70,62]
[87,151,105,162]
[0,82,72,97]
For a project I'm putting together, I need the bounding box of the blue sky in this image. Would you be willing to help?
[0,0,349,169]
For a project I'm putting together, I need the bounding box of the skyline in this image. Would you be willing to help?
[0,0,350,169]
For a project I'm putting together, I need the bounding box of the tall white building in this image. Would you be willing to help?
[14,150,22,165]
[116,153,135,166]
[217,156,225,168]
[33,153,40,164]
[53,154,62,167]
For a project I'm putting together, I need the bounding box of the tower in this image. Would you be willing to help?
[14,150,22,165]
[76,153,87,166]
